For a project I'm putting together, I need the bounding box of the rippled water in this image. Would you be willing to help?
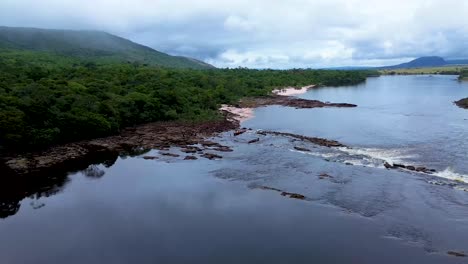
[245,75,468,180]
[1,75,468,263]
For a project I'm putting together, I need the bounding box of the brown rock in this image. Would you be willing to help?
[253,186,307,200]
[447,251,466,257]
[234,129,247,136]
[180,147,199,153]
[200,141,222,147]
[384,162,394,169]
[160,152,180,157]
[238,95,357,110]
[318,173,333,179]
[184,156,198,160]
[416,167,427,172]
[248,138,260,144]
[281,192,306,200]
[406,165,416,171]
[259,131,345,148]
[294,146,311,152]
[212,146,233,152]
[142,156,158,160]
[201,153,223,160]
[257,186,283,192]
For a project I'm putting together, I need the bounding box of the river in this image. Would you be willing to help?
[1,75,467,263]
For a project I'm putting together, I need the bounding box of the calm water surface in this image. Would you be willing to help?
[1,75,468,263]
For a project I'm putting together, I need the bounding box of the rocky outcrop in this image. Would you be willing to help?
[318,173,334,179]
[160,152,180,157]
[234,128,247,136]
[253,186,307,200]
[201,153,223,160]
[447,251,466,257]
[237,95,357,109]
[143,156,158,160]
[294,146,311,152]
[248,138,260,144]
[384,162,436,174]
[1,116,239,177]
[258,131,346,148]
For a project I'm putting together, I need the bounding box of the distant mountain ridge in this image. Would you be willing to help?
[379,56,468,69]
[0,26,214,69]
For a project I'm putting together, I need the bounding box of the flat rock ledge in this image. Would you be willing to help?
[236,95,357,109]
[1,116,239,177]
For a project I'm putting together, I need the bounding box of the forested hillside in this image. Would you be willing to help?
[0,26,213,69]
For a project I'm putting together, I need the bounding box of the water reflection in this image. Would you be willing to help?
[0,154,119,219]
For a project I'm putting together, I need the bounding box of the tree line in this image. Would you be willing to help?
[0,50,377,151]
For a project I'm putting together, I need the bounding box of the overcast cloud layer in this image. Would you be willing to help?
[1,0,468,68]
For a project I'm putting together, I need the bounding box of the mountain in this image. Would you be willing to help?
[0,26,214,69]
[379,56,447,69]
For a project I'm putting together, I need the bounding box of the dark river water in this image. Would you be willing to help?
[1,75,468,263]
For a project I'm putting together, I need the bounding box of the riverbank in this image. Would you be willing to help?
[1,90,358,176]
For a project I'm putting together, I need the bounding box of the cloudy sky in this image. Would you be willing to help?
[1,0,468,68]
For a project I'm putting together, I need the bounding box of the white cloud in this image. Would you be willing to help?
[1,0,468,68]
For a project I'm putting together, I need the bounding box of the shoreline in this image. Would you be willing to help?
[1,87,358,177]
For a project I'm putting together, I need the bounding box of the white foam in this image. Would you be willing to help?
[337,147,416,165]
[434,168,468,184]
[291,146,468,185]
[290,149,341,158]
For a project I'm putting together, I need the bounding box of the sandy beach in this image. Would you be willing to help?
[220,84,316,123]
[272,85,316,96]
[220,104,254,122]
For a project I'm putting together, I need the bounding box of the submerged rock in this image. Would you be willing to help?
[212,146,233,152]
[201,153,223,160]
[384,162,394,169]
[184,156,198,160]
[180,147,199,153]
[260,131,346,148]
[234,128,247,136]
[253,186,307,200]
[200,141,222,147]
[281,192,306,200]
[318,173,334,179]
[294,146,311,152]
[142,156,158,160]
[447,251,467,257]
[160,152,180,157]
[248,138,260,144]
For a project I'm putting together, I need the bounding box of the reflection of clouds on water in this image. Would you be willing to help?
[83,165,106,178]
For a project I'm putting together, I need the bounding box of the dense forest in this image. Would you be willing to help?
[0,49,377,151]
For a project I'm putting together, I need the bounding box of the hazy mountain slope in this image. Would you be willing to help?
[0,26,214,69]
[379,56,447,69]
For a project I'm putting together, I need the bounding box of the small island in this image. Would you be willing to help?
[455,98,468,109]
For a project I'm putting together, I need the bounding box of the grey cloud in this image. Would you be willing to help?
[1,0,468,68]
